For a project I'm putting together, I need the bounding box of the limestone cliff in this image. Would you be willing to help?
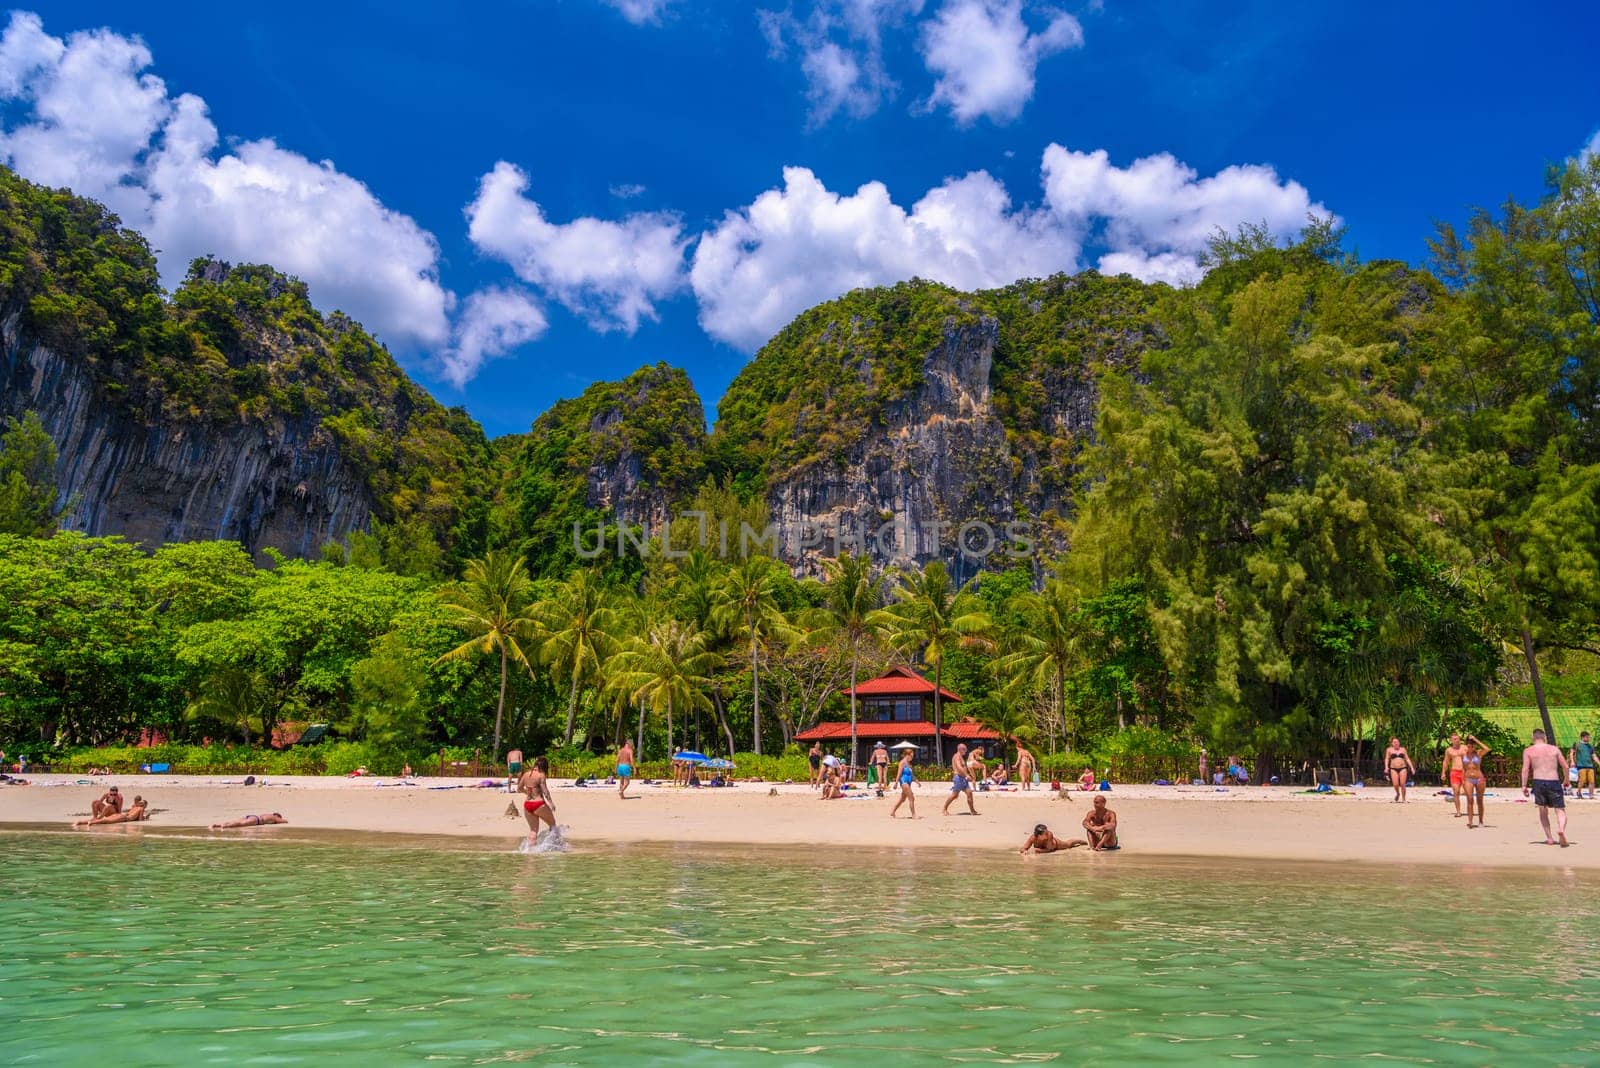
[1,312,370,556]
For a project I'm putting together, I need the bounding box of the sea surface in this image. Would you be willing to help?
[2,828,1598,1065]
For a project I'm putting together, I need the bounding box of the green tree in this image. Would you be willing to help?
[435,551,542,758]
[714,555,794,754]
[1429,154,1600,744]
[1071,234,1449,762]
[537,569,621,745]
[608,619,720,756]
[803,552,887,765]
[350,630,429,755]
[872,560,991,762]
[0,411,60,537]
[996,577,1085,752]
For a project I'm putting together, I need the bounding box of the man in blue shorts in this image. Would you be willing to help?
[942,743,977,816]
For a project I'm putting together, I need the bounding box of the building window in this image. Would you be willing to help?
[892,698,922,721]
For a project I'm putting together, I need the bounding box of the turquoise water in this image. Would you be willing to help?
[3,829,1599,1065]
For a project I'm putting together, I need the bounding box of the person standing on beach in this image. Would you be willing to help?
[889,749,917,818]
[1460,736,1489,828]
[871,742,890,789]
[966,747,987,787]
[1522,729,1571,846]
[1384,737,1415,802]
[1569,732,1596,800]
[1016,742,1036,791]
[808,741,823,787]
[616,740,635,799]
[1440,733,1467,817]
[943,744,977,815]
[517,756,558,845]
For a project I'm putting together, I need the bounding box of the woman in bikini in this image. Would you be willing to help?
[1460,735,1490,828]
[1384,736,1415,802]
[889,749,917,818]
[211,812,288,829]
[75,796,149,826]
[1019,823,1088,854]
[517,756,557,843]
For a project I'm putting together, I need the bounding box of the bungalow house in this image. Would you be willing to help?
[793,665,1000,769]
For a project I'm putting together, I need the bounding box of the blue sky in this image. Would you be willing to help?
[5,2,1599,436]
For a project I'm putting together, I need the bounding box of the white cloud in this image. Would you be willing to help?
[466,161,689,333]
[920,0,1082,124]
[609,182,647,199]
[1042,146,1326,284]
[1582,129,1600,162]
[689,165,1069,350]
[0,11,456,351]
[690,147,1328,349]
[442,287,548,388]
[600,0,672,25]
[758,2,924,125]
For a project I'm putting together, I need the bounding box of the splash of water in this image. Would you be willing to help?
[518,825,571,854]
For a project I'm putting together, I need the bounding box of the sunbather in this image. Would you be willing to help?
[91,785,123,818]
[75,795,148,826]
[211,813,288,829]
[1019,822,1087,854]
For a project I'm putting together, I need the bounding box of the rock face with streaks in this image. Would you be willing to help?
[0,313,370,556]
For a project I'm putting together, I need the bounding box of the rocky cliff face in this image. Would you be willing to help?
[711,275,1156,575]
[1,311,372,557]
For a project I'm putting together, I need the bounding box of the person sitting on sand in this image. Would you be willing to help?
[820,762,843,800]
[517,756,557,843]
[91,785,123,819]
[1078,767,1096,791]
[76,795,148,826]
[212,813,288,829]
[989,763,1009,786]
[401,763,414,779]
[1083,796,1118,850]
[1019,822,1087,854]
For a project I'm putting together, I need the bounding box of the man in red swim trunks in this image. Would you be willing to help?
[1441,733,1467,818]
[517,756,557,843]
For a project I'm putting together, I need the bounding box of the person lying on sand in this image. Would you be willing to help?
[1083,796,1118,850]
[212,813,288,829]
[75,795,148,826]
[91,785,123,818]
[1019,823,1087,854]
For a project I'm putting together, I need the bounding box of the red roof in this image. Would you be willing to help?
[795,721,940,741]
[846,665,962,702]
[794,718,999,742]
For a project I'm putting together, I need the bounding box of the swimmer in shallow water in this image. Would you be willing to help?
[1019,823,1087,854]
[211,813,288,829]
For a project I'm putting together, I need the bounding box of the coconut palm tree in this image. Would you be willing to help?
[803,552,887,769]
[435,551,541,759]
[871,560,991,763]
[996,577,1086,753]
[537,569,621,745]
[668,550,739,754]
[609,619,720,756]
[713,555,793,755]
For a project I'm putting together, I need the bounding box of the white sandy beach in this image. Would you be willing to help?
[4,773,1595,868]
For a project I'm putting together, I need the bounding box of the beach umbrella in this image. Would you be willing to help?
[889,741,919,751]
[675,751,709,764]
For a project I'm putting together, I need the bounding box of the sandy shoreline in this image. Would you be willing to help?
[4,773,1595,869]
